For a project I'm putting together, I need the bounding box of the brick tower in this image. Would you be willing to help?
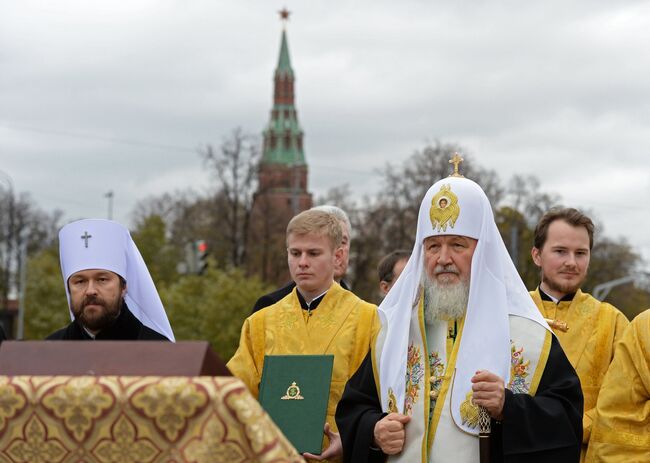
[248,10,312,283]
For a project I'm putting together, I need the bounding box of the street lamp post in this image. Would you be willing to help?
[105,191,114,220]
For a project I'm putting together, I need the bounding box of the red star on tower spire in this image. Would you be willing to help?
[279,7,291,25]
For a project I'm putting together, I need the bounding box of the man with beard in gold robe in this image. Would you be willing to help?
[585,309,650,461]
[530,208,629,460]
[228,209,378,462]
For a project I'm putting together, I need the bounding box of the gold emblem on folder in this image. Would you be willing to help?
[281,381,304,400]
[430,184,460,232]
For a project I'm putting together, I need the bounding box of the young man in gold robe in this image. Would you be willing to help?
[585,309,650,461]
[228,209,378,461]
[530,208,629,460]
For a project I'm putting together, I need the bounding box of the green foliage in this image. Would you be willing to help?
[24,246,70,339]
[607,285,649,321]
[584,237,646,319]
[131,215,181,286]
[160,267,271,360]
[495,206,538,289]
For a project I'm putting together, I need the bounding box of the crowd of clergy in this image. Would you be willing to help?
[13,159,649,463]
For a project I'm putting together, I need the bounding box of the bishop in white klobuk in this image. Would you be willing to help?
[336,174,582,463]
[47,219,174,341]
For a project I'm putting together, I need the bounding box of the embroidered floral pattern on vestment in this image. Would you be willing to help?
[458,342,533,430]
[508,343,530,393]
[428,351,444,416]
[403,344,424,416]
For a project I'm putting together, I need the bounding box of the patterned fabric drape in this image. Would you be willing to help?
[0,376,304,463]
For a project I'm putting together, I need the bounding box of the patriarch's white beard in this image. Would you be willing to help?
[422,268,469,325]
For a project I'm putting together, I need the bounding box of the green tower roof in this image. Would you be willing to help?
[262,26,305,165]
[277,30,294,77]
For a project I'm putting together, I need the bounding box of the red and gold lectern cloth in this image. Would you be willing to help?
[0,376,304,463]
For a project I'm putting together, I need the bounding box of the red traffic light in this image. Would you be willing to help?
[197,240,208,253]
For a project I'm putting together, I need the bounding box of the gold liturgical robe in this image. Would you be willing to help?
[228,282,378,456]
[531,288,629,459]
[585,309,650,462]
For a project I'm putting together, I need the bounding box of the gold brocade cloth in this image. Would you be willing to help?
[0,376,304,463]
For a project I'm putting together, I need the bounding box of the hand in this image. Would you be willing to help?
[471,370,505,420]
[373,413,410,455]
[303,423,342,461]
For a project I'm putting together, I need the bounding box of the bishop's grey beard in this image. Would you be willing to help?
[422,266,469,325]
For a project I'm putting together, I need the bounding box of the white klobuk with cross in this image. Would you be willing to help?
[59,219,175,341]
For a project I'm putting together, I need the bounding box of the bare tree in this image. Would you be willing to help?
[375,141,503,252]
[507,175,560,227]
[0,185,61,336]
[200,128,260,267]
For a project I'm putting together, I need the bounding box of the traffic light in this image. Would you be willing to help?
[195,240,209,275]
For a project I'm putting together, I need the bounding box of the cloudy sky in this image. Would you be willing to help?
[2,0,649,266]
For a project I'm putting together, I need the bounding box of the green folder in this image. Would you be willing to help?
[259,354,334,455]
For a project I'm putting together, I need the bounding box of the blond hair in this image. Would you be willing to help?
[311,205,351,235]
[286,210,343,250]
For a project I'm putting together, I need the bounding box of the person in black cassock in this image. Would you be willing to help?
[335,168,582,463]
[46,219,174,341]
[252,205,352,312]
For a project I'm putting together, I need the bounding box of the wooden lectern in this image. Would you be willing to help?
[0,340,231,376]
